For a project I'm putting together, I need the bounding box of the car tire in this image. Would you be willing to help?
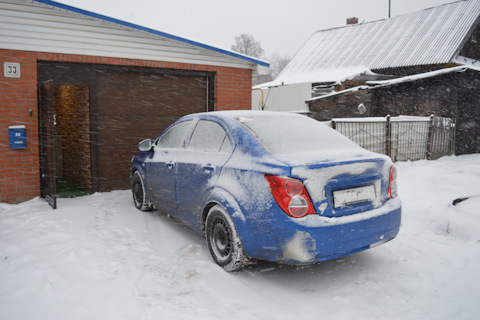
[206,205,246,272]
[131,171,151,211]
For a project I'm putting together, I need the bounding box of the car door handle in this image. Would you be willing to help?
[166,162,174,169]
[203,164,214,173]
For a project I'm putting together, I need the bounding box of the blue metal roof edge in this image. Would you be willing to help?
[32,0,269,67]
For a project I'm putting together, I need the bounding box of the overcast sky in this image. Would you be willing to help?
[57,0,457,59]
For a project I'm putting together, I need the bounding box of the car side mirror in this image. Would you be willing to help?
[138,139,153,152]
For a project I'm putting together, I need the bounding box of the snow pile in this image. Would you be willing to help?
[397,154,480,243]
[1,155,480,320]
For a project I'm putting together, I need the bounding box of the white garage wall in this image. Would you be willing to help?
[252,82,311,112]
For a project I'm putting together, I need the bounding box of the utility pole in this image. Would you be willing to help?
[389,0,391,18]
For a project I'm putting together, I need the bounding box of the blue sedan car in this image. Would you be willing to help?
[130,111,401,271]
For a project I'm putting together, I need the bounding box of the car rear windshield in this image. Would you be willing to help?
[239,114,362,156]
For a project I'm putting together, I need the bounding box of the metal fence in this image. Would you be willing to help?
[327,116,455,162]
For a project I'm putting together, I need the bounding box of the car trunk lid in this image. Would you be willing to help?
[289,154,390,218]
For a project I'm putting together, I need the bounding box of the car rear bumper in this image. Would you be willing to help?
[243,197,402,264]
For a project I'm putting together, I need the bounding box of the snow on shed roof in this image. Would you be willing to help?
[29,0,269,68]
[306,65,470,102]
[271,0,480,85]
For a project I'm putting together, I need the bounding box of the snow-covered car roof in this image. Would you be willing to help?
[185,111,377,165]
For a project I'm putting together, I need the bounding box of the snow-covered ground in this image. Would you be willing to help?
[1,154,479,320]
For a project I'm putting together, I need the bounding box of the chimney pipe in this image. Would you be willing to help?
[347,17,359,25]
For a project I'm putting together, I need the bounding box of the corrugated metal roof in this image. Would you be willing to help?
[273,0,480,85]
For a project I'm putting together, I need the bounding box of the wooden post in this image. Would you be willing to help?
[451,119,456,156]
[427,115,434,160]
[386,115,391,158]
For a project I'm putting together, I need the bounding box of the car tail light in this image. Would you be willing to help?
[265,175,316,218]
[388,166,398,199]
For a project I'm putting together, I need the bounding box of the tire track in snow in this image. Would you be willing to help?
[85,199,209,318]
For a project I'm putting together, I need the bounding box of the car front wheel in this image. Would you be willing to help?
[131,171,151,211]
[206,205,246,271]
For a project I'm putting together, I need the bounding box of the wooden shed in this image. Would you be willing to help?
[256,0,480,155]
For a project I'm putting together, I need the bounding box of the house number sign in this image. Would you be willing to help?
[4,62,21,78]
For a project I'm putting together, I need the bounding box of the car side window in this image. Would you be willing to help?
[219,135,231,153]
[188,120,231,153]
[156,120,192,149]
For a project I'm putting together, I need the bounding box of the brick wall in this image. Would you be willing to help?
[0,48,253,204]
[0,50,39,204]
[54,85,92,193]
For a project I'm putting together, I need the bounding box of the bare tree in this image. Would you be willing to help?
[268,53,291,79]
[231,34,264,58]
[231,34,291,86]
[254,54,291,86]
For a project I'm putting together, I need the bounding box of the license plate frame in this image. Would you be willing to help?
[333,185,376,208]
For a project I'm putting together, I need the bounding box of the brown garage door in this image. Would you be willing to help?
[93,68,212,191]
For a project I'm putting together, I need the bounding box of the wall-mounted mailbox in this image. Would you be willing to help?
[8,125,26,149]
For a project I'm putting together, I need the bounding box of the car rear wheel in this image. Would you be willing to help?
[206,205,245,271]
[131,171,151,211]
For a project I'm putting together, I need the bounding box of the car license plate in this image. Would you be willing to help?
[333,185,376,208]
